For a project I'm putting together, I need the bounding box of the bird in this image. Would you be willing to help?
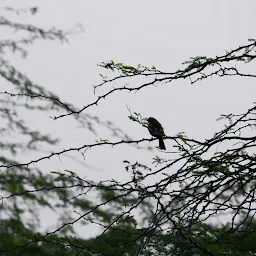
[147,117,166,150]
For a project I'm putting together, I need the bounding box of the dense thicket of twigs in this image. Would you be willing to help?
[1,6,256,256]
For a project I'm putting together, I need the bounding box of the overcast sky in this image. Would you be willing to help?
[2,0,256,236]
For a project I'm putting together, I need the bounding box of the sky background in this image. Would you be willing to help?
[2,0,256,236]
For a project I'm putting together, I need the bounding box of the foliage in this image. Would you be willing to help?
[1,5,256,256]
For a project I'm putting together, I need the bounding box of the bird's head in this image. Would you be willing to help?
[147,117,155,122]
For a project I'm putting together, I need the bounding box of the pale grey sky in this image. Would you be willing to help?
[2,0,256,236]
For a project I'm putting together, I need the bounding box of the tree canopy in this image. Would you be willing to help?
[1,5,256,256]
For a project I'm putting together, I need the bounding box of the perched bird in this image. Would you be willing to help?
[147,117,166,150]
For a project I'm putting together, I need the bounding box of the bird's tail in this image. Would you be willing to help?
[158,137,166,150]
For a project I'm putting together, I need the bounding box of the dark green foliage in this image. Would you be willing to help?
[2,5,256,256]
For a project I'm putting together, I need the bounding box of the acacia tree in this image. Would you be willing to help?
[1,5,256,256]
[0,6,132,256]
